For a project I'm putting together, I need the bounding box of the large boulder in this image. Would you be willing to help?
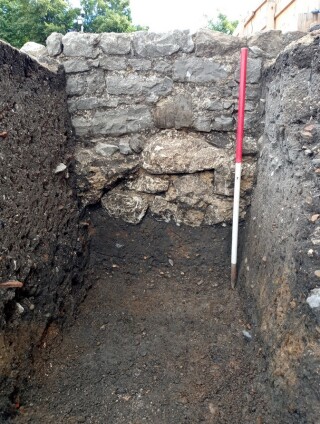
[46,32,63,56]
[62,32,100,58]
[132,30,194,58]
[75,148,139,206]
[142,131,229,174]
[194,29,245,57]
[101,189,149,224]
[20,42,47,58]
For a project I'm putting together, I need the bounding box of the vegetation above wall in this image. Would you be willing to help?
[0,0,145,48]
[207,13,238,35]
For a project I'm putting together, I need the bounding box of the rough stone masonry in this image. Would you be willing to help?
[32,29,305,228]
[26,29,281,227]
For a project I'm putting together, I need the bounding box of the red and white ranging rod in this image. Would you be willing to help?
[231,47,248,289]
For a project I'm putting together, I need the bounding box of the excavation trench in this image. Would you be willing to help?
[12,214,271,423]
[1,30,320,424]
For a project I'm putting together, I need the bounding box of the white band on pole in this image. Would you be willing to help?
[231,162,242,266]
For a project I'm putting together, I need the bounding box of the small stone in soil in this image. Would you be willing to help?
[242,330,252,341]
[16,302,25,314]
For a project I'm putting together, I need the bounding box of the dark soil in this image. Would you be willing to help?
[11,212,271,423]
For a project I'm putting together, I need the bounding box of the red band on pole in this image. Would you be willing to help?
[235,48,248,164]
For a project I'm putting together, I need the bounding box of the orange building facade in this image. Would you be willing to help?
[234,0,320,35]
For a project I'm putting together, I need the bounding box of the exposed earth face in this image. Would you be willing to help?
[11,214,272,424]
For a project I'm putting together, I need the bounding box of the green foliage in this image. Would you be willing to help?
[79,0,146,33]
[207,13,238,35]
[0,0,145,48]
[0,0,78,48]
[80,0,135,33]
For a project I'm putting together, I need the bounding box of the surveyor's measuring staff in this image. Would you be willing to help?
[231,47,248,289]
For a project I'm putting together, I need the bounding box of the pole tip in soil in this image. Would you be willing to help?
[231,264,237,289]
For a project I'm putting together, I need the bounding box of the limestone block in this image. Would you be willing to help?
[195,29,244,57]
[133,30,194,57]
[142,131,229,174]
[86,70,105,95]
[237,84,261,100]
[106,75,173,98]
[193,116,211,132]
[33,55,60,72]
[119,139,133,155]
[154,60,173,74]
[46,32,63,56]
[247,58,263,84]
[150,197,179,223]
[76,166,107,206]
[150,196,206,227]
[66,74,87,96]
[203,99,224,111]
[126,174,169,194]
[235,58,262,84]
[211,116,234,131]
[72,105,153,136]
[129,135,146,153]
[75,148,139,205]
[101,190,148,224]
[20,42,47,58]
[94,142,119,156]
[63,59,90,73]
[99,56,127,71]
[204,197,235,225]
[173,57,228,83]
[62,33,100,58]
[154,94,193,129]
[67,96,114,113]
[128,59,152,71]
[213,157,256,198]
[205,132,233,149]
[100,33,132,55]
[213,165,233,197]
[167,172,215,207]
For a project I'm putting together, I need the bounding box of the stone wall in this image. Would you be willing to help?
[38,30,269,227]
[39,29,305,228]
[239,32,320,423]
[0,41,87,416]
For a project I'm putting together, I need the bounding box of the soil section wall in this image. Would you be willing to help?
[239,33,320,423]
[0,42,87,418]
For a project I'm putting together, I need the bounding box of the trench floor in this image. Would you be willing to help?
[13,215,270,423]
